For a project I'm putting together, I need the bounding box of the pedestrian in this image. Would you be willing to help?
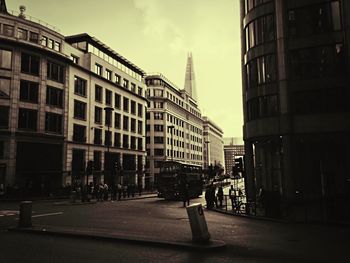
[103,183,109,201]
[229,185,236,210]
[111,183,117,201]
[122,185,127,198]
[117,183,122,200]
[210,185,217,208]
[180,176,190,207]
[205,186,212,209]
[217,186,224,208]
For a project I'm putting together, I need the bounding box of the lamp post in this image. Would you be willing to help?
[168,125,175,161]
[104,106,114,185]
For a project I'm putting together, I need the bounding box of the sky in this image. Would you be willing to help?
[8,0,243,138]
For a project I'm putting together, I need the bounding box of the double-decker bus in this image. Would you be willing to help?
[157,161,203,200]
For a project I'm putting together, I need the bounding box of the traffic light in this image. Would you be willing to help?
[86,160,94,175]
[234,157,243,173]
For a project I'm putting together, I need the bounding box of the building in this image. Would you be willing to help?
[223,137,244,176]
[202,116,224,170]
[145,54,203,186]
[241,0,350,221]
[0,1,147,195]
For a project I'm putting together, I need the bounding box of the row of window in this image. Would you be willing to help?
[247,94,279,121]
[0,107,63,133]
[245,14,275,52]
[288,1,342,38]
[73,123,143,150]
[244,0,272,15]
[246,54,276,89]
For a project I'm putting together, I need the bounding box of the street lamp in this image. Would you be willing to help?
[168,125,175,162]
[104,106,114,185]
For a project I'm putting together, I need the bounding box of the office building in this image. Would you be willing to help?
[241,0,350,221]
[223,137,244,176]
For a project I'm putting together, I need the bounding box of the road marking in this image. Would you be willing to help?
[32,212,63,218]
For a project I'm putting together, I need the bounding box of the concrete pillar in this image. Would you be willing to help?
[244,141,256,202]
[19,201,32,227]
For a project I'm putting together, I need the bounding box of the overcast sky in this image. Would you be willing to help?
[8,0,243,138]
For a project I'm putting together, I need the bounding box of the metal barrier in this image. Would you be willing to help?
[214,194,256,216]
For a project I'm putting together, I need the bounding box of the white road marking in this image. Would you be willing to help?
[31,212,63,218]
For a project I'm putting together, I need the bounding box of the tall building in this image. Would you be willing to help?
[145,72,203,186]
[0,2,147,195]
[202,116,224,170]
[241,0,350,221]
[223,137,244,176]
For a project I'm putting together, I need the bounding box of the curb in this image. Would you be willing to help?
[8,226,226,251]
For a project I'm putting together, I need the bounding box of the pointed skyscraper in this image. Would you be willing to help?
[184,52,198,102]
[0,0,8,14]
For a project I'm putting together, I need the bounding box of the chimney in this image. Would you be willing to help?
[18,5,26,19]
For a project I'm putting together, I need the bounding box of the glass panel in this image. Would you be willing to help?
[331,1,341,30]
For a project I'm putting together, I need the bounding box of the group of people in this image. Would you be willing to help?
[205,184,243,211]
[72,182,142,202]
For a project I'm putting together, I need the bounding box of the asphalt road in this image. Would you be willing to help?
[0,197,349,262]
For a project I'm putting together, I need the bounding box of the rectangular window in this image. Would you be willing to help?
[95,85,102,102]
[154,112,163,120]
[74,76,87,96]
[105,109,112,127]
[0,77,10,96]
[105,130,112,146]
[48,39,54,49]
[0,49,12,69]
[138,120,143,134]
[123,116,129,131]
[114,132,121,147]
[17,28,28,40]
[154,102,163,108]
[3,24,14,37]
[115,93,121,108]
[47,61,64,83]
[114,113,121,129]
[131,118,136,133]
[154,149,164,156]
[54,42,61,52]
[105,89,112,105]
[137,103,143,117]
[131,83,136,93]
[73,124,86,142]
[0,106,9,128]
[131,100,136,115]
[45,112,62,134]
[115,74,121,84]
[123,79,129,89]
[41,36,48,46]
[71,55,79,64]
[154,136,164,144]
[29,32,39,43]
[137,138,143,150]
[18,108,37,131]
[138,87,143,96]
[106,69,112,80]
[123,97,129,112]
[74,100,86,120]
[93,151,102,170]
[123,134,129,149]
[130,136,136,149]
[94,128,102,145]
[95,64,102,76]
[154,125,164,132]
[20,80,38,103]
[46,86,63,108]
[21,52,40,75]
[94,106,102,124]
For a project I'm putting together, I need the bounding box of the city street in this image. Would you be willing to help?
[0,196,349,262]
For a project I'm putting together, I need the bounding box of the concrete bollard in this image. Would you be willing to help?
[70,191,77,203]
[186,203,211,242]
[19,201,32,228]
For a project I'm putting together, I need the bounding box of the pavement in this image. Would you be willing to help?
[7,193,227,251]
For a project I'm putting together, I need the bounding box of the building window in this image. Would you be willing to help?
[54,42,61,52]
[123,116,129,131]
[123,134,129,148]
[3,24,14,37]
[247,94,279,121]
[115,74,121,84]
[154,102,163,108]
[131,136,136,149]
[93,151,102,170]
[94,106,102,124]
[74,76,87,96]
[41,36,48,46]
[21,52,40,75]
[154,112,163,120]
[123,97,129,112]
[115,93,121,109]
[131,118,136,133]
[105,109,112,127]
[154,89,163,97]
[131,100,136,115]
[29,32,39,43]
[94,128,102,145]
[114,132,121,147]
[138,87,143,96]
[131,83,136,93]
[19,80,38,103]
[0,106,9,128]
[137,103,143,117]
[73,124,86,142]
[45,112,62,134]
[18,108,37,131]
[95,63,102,76]
[137,138,143,150]
[138,120,143,134]
[48,39,54,49]
[154,137,164,144]
[246,54,276,89]
[123,79,129,89]
[105,89,112,105]
[95,85,103,102]
[0,49,12,69]
[17,28,28,40]
[46,86,63,108]
[114,113,121,129]
[71,55,79,64]
[74,100,86,120]
[154,125,164,132]
[0,77,10,97]
[47,61,64,83]
[154,149,164,156]
[105,130,112,146]
[106,69,112,81]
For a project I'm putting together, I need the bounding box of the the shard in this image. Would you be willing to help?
[184,52,198,102]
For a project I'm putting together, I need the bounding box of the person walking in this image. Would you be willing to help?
[229,185,236,210]
[217,186,224,208]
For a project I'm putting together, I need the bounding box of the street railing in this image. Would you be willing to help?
[214,194,256,216]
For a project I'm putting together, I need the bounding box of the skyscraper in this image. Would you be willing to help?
[241,0,350,221]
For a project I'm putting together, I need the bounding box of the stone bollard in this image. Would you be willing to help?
[19,201,32,228]
[186,203,211,242]
[70,191,77,203]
